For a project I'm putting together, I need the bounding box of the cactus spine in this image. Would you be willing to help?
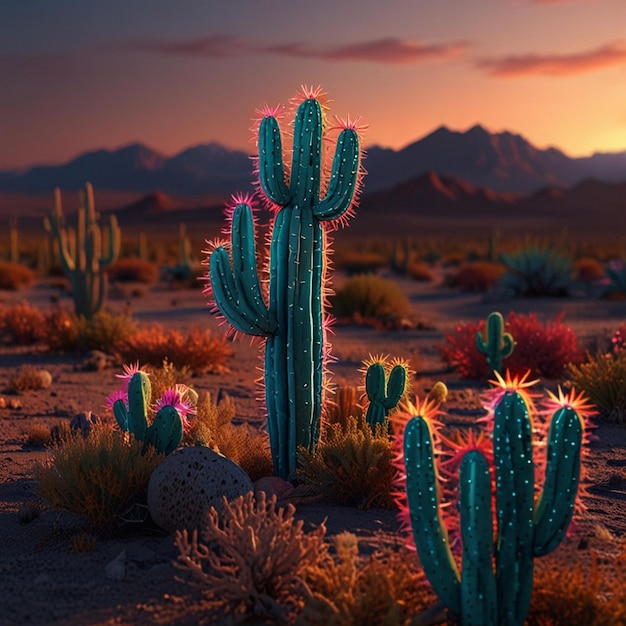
[402,387,584,626]
[209,92,362,479]
[364,360,407,430]
[47,184,121,318]
[476,311,514,375]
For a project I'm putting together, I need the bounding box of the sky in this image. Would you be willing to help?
[2,0,626,170]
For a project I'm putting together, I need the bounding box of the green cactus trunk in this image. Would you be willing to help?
[209,94,361,479]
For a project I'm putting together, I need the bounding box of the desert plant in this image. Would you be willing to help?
[389,238,411,275]
[475,311,515,376]
[395,376,587,626]
[107,364,196,455]
[298,532,435,626]
[145,359,192,399]
[46,183,121,318]
[603,260,626,299]
[24,422,52,447]
[9,366,52,393]
[567,351,626,423]
[442,312,582,380]
[107,257,159,284]
[43,309,137,354]
[34,422,163,532]
[297,414,396,509]
[207,88,363,479]
[114,325,232,374]
[0,301,46,345]
[446,261,505,292]
[330,274,412,328]
[496,243,573,297]
[574,257,605,283]
[362,354,410,431]
[334,250,387,275]
[0,261,35,290]
[323,384,364,427]
[175,492,328,622]
[407,261,433,282]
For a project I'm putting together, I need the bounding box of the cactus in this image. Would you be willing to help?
[109,369,193,456]
[476,311,514,375]
[9,218,18,264]
[208,89,362,479]
[364,358,408,430]
[390,238,411,275]
[401,381,585,626]
[46,184,121,318]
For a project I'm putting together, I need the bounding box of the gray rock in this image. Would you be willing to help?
[147,445,253,533]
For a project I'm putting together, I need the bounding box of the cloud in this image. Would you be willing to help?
[128,34,466,65]
[477,41,626,77]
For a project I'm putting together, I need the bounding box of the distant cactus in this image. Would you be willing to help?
[476,311,514,375]
[46,184,121,318]
[9,218,18,264]
[398,377,587,626]
[390,238,411,275]
[363,355,409,430]
[207,88,363,479]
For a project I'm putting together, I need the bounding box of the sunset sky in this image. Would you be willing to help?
[2,0,626,170]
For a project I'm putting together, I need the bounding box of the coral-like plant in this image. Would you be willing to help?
[496,243,573,297]
[206,87,363,479]
[297,414,396,509]
[114,324,232,374]
[46,184,121,318]
[475,311,515,375]
[175,491,327,622]
[106,364,196,455]
[362,354,411,431]
[330,274,412,328]
[393,375,589,626]
[34,422,163,533]
[442,312,582,379]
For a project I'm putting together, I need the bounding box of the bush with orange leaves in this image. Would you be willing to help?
[174,492,327,623]
[445,261,505,292]
[441,311,582,379]
[0,261,36,290]
[115,325,231,374]
[0,301,46,345]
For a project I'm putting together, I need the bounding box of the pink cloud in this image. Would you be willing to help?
[128,34,466,65]
[477,41,626,77]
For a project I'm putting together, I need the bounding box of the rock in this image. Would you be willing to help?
[49,411,100,441]
[105,550,126,581]
[254,476,294,501]
[148,446,254,533]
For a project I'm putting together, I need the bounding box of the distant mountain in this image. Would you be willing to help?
[1,126,625,196]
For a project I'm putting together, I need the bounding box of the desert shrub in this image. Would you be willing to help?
[574,257,605,282]
[42,309,137,353]
[330,275,412,328]
[189,391,273,481]
[603,260,626,299]
[567,352,626,423]
[446,261,505,292]
[115,325,232,374]
[34,423,164,533]
[0,261,36,290]
[175,492,327,623]
[145,359,192,399]
[0,301,46,345]
[610,323,626,354]
[9,366,52,393]
[324,384,364,427]
[107,257,159,284]
[299,533,435,626]
[496,244,573,297]
[297,415,396,509]
[24,422,52,447]
[407,261,433,282]
[442,312,582,379]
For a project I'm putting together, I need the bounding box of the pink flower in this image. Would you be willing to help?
[155,387,196,431]
[105,388,127,410]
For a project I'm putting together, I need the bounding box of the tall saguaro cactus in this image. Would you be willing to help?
[208,90,363,479]
[47,183,121,319]
[401,382,585,626]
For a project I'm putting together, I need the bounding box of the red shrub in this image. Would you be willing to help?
[0,302,46,345]
[441,312,582,379]
[447,262,505,292]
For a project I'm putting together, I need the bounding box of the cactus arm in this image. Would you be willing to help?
[533,407,583,556]
[459,451,498,626]
[258,116,291,205]
[386,365,407,408]
[144,406,183,455]
[315,128,360,221]
[404,416,461,615]
[493,392,535,626]
[112,400,130,432]
[126,372,150,440]
[290,99,322,206]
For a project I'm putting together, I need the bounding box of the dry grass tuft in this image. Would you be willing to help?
[0,261,36,290]
[9,366,52,393]
[24,422,52,447]
[0,301,46,345]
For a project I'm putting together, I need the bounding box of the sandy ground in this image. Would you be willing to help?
[1,271,626,625]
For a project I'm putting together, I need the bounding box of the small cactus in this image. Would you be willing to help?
[363,355,410,430]
[476,311,514,375]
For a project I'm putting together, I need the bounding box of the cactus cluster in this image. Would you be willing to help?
[207,88,363,479]
[397,375,587,626]
[107,365,197,456]
[46,183,121,318]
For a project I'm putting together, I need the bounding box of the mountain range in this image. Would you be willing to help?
[2,124,626,197]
